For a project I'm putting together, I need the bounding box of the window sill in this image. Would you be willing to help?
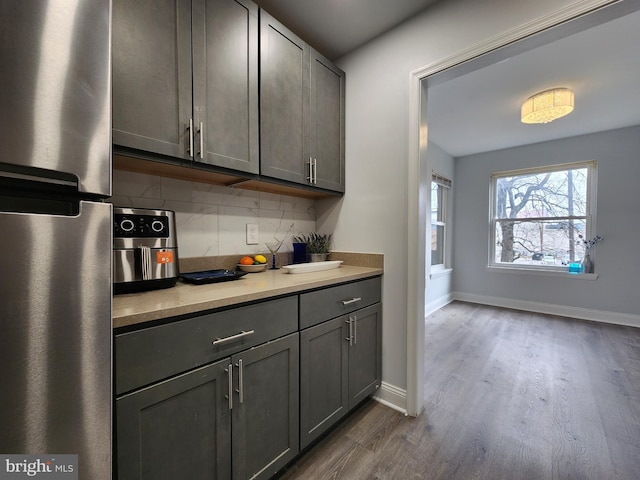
[487,265,598,280]
[430,268,453,279]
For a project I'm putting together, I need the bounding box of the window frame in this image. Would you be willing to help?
[430,173,451,271]
[488,160,597,272]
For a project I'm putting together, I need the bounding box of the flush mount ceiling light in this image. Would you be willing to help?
[521,88,574,124]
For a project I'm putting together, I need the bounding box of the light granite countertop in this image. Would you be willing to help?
[113,253,383,329]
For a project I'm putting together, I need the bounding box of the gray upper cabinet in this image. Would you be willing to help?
[112,0,259,174]
[309,50,345,192]
[112,0,193,160]
[260,11,345,193]
[193,0,259,173]
[259,11,309,185]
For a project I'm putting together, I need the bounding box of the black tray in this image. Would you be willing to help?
[180,269,247,285]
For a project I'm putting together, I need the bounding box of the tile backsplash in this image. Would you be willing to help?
[109,170,316,258]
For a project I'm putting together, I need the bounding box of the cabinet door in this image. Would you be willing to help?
[348,303,382,410]
[192,0,259,173]
[116,359,231,480]
[259,10,310,185]
[112,0,193,160]
[232,333,299,480]
[309,49,345,192]
[300,317,349,449]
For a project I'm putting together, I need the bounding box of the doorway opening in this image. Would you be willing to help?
[407,0,640,416]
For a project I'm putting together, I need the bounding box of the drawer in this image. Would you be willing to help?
[299,276,381,329]
[115,296,297,395]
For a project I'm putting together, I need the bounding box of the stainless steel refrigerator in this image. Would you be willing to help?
[0,1,112,479]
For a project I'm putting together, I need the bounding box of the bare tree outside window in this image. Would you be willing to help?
[491,162,595,268]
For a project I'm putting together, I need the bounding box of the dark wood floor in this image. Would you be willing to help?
[278,301,640,479]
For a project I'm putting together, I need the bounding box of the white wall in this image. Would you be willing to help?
[110,170,316,258]
[315,0,596,407]
[453,125,640,319]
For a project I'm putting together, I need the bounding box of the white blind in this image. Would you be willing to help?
[432,173,451,188]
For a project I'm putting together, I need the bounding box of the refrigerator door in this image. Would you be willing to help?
[0,201,112,480]
[0,0,112,197]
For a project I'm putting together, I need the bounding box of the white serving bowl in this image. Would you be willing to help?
[237,263,268,273]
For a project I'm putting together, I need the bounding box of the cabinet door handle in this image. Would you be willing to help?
[188,118,194,158]
[341,297,362,306]
[212,330,255,346]
[235,359,244,404]
[313,158,317,184]
[225,363,233,410]
[307,157,313,183]
[199,121,204,159]
[353,315,358,345]
[345,318,353,345]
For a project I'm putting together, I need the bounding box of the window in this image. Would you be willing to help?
[431,173,451,267]
[490,161,596,269]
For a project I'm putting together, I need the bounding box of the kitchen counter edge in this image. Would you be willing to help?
[113,265,383,329]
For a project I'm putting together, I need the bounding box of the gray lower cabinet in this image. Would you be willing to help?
[299,316,348,448]
[116,359,232,480]
[115,277,381,479]
[259,11,345,192]
[299,300,382,449]
[116,333,299,480]
[112,0,259,174]
[115,297,299,480]
[231,333,299,479]
[346,304,383,407]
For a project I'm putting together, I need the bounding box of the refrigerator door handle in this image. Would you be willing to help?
[0,167,77,189]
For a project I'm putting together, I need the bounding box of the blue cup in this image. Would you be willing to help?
[292,242,307,264]
[568,262,582,274]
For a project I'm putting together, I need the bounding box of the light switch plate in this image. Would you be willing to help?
[246,224,259,245]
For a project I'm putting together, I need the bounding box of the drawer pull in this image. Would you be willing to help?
[341,297,362,306]
[213,330,255,346]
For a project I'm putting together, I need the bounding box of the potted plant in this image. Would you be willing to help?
[293,232,332,262]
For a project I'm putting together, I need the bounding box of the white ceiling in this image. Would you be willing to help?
[253,0,640,158]
[427,7,640,157]
[253,0,440,60]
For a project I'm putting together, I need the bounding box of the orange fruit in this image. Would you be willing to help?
[239,256,254,265]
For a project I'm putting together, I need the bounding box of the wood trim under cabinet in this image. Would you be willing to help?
[113,154,340,199]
